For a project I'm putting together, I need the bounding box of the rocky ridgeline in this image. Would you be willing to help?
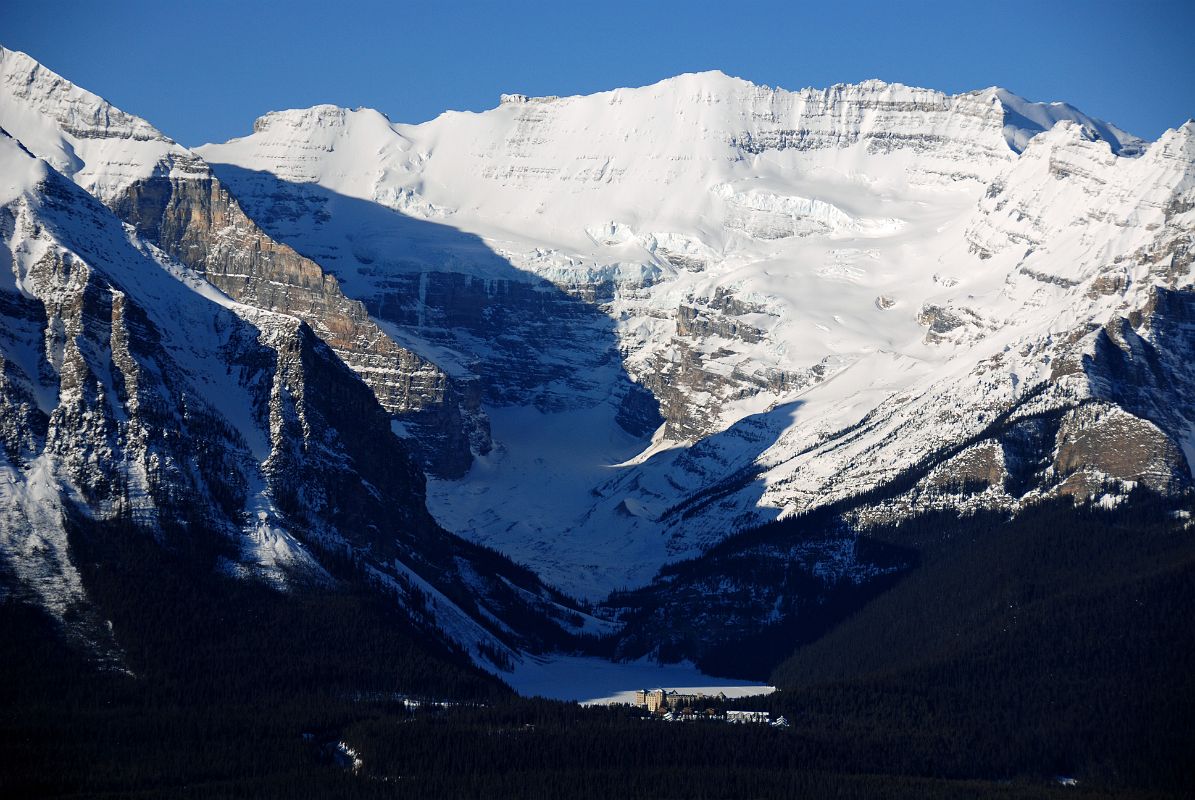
[110,164,484,476]
[0,47,482,478]
[2,45,1193,622]
[0,129,588,668]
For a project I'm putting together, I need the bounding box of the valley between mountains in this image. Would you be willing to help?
[1,42,1194,797]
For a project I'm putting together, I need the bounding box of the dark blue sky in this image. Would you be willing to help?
[5,0,1193,147]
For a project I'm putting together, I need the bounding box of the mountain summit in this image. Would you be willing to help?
[1,42,1192,646]
[193,60,1194,598]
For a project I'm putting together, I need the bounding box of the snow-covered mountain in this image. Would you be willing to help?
[194,71,1189,598]
[0,48,598,671]
[1,45,1191,657]
[0,47,490,478]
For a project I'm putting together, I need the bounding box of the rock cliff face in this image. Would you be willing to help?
[110,170,484,475]
[0,129,586,672]
[0,46,482,477]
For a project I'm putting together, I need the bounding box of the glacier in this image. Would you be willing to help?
[2,44,1192,635]
[193,71,1192,599]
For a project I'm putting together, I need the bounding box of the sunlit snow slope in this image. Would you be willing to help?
[193,72,1192,599]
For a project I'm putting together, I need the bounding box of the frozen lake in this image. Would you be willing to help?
[504,654,776,705]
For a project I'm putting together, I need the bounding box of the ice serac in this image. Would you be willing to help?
[0,46,484,477]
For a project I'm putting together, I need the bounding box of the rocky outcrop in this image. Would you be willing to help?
[676,303,764,344]
[0,140,588,669]
[916,303,988,343]
[926,440,1006,493]
[1053,404,1189,497]
[111,170,482,476]
[1079,287,1195,481]
[0,46,483,478]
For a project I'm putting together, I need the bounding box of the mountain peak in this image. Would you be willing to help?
[249,104,395,138]
[977,86,1144,156]
[497,70,753,109]
[0,45,169,145]
[661,68,747,85]
[0,46,191,201]
[253,104,350,133]
[1152,119,1195,163]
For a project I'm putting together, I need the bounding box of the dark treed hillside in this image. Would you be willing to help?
[766,495,1195,791]
[2,495,1192,798]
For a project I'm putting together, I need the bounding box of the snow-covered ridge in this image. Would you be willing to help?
[5,45,1190,610]
[188,65,1195,599]
[250,103,396,135]
[965,120,1194,268]
[0,47,167,143]
[983,87,1145,155]
[0,46,188,201]
[475,70,1139,165]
